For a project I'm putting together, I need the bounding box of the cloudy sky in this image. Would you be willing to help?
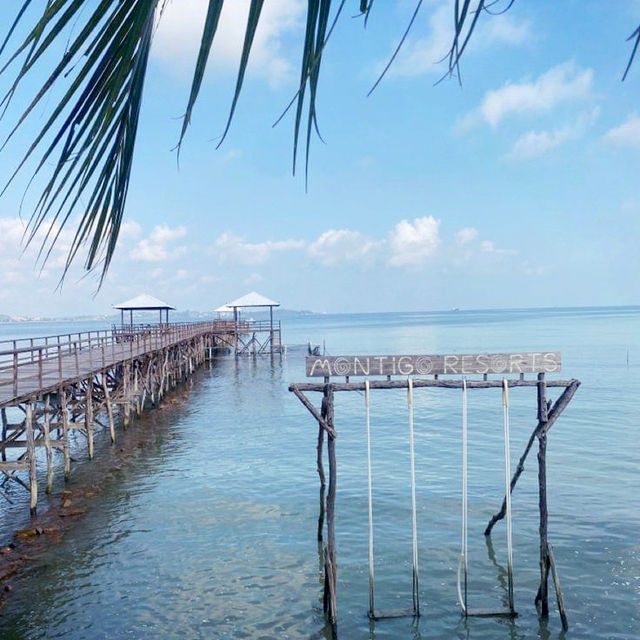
[0,0,638,316]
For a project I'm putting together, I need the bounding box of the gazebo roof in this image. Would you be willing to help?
[215,304,233,313]
[113,294,175,311]
[225,291,280,308]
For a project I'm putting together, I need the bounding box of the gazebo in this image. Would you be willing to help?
[214,304,233,319]
[224,291,281,354]
[113,294,175,327]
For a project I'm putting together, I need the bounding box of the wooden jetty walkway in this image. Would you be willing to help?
[0,321,240,514]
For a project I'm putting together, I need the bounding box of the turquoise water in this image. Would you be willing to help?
[0,307,638,639]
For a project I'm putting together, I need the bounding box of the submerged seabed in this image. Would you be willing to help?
[0,307,638,639]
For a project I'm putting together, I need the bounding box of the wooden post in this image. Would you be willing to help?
[61,388,71,480]
[317,391,328,542]
[123,362,131,427]
[1,408,7,462]
[324,384,338,623]
[86,379,94,459]
[536,373,550,615]
[547,543,569,630]
[103,374,116,444]
[13,349,18,396]
[25,403,37,515]
[43,395,54,493]
[269,305,274,354]
[233,307,238,356]
[134,366,141,416]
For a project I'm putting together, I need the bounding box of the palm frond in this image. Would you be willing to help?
[623,24,640,81]
[1,0,159,284]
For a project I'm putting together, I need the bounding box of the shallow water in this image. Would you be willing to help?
[0,307,638,639]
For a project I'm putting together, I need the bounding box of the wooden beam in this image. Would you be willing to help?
[291,378,575,393]
[290,387,336,438]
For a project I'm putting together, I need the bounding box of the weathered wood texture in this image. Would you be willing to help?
[0,322,239,517]
[292,378,574,394]
[306,352,561,377]
[0,322,238,408]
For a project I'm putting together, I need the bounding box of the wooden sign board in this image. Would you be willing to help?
[306,352,561,377]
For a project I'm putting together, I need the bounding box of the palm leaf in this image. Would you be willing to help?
[0,0,159,283]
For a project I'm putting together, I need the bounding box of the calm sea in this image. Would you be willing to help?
[0,307,638,639]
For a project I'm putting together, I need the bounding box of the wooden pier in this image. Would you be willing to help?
[0,321,238,514]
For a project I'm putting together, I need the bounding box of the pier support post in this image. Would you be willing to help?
[134,367,142,416]
[43,395,54,493]
[1,409,7,462]
[103,374,116,444]
[123,363,131,427]
[61,388,71,480]
[85,379,94,459]
[25,403,37,515]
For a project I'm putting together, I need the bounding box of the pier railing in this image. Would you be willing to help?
[0,321,236,401]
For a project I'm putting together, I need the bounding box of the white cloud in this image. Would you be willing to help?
[120,220,143,239]
[602,113,640,147]
[382,4,530,79]
[307,229,380,267]
[149,224,187,243]
[214,232,304,265]
[481,13,531,47]
[0,217,76,287]
[462,62,593,128]
[509,107,600,159]
[153,0,303,87]
[388,216,441,267]
[455,227,478,247]
[130,224,188,262]
[480,240,515,256]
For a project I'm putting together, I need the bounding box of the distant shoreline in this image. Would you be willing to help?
[0,303,638,324]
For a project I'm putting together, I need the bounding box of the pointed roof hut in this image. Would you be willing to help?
[225,291,279,308]
[113,294,175,326]
[224,292,281,354]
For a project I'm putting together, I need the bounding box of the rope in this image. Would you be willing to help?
[407,378,420,615]
[502,379,515,612]
[365,379,375,617]
[457,377,469,614]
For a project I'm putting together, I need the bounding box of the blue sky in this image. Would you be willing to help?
[0,0,639,316]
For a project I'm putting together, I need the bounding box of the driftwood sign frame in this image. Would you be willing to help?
[290,352,580,634]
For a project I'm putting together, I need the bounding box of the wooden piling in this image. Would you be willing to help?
[85,379,94,459]
[61,388,71,480]
[25,403,37,515]
[43,395,54,493]
[103,374,116,444]
[1,408,7,462]
[123,362,131,427]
